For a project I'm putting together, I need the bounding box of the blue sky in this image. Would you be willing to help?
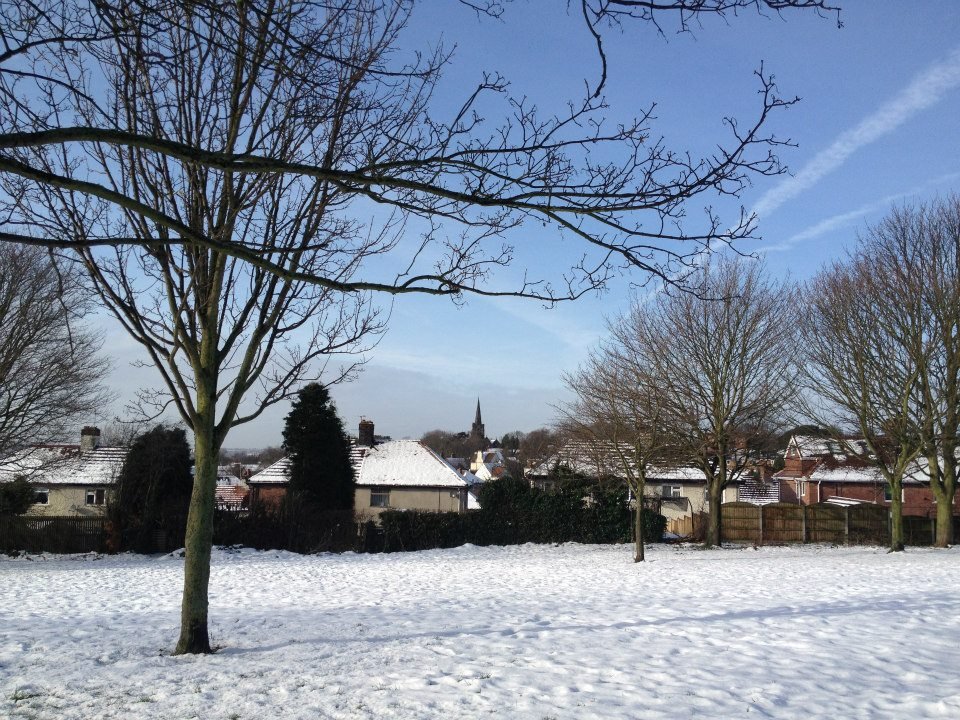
[101,1,960,447]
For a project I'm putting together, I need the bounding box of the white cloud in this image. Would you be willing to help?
[752,46,960,219]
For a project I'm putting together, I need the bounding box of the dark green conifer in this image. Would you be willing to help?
[282,383,355,512]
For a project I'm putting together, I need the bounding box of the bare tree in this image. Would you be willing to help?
[614,258,797,547]
[0,0,840,653]
[0,244,109,456]
[518,427,565,478]
[863,199,960,547]
[9,1,383,655]
[560,347,678,561]
[801,254,925,552]
[0,0,842,297]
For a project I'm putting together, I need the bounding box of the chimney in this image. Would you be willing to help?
[80,426,101,453]
[358,418,375,447]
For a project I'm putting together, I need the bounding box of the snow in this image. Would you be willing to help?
[356,440,467,488]
[647,466,708,482]
[0,445,127,486]
[247,457,291,484]
[3,543,960,718]
[248,441,466,489]
[808,465,884,483]
[787,435,869,460]
[528,439,634,478]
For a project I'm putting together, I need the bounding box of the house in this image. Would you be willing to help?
[469,448,508,482]
[526,439,629,491]
[355,439,477,519]
[246,420,481,518]
[0,427,127,516]
[647,466,743,520]
[773,434,960,516]
[526,440,742,518]
[246,456,293,508]
[215,470,249,511]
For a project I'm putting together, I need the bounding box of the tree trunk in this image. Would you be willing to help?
[934,473,956,547]
[889,478,904,552]
[174,396,218,654]
[634,499,645,563]
[705,480,723,548]
[928,453,956,548]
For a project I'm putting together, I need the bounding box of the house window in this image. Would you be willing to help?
[370,487,390,508]
[34,488,49,505]
[661,485,682,498]
[85,488,106,506]
[883,484,905,502]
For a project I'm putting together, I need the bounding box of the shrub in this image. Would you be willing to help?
[0,477,35,515]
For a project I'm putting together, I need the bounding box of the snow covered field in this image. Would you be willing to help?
[3,543,960,719]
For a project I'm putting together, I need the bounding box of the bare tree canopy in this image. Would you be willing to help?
[560,346,679,561]
[801,248,927,552]
[805,198,960,548]
[0,0,839,298]
[0,244,109,456]
[613,257,796,546]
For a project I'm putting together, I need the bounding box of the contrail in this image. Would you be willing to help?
[752,46,960,218]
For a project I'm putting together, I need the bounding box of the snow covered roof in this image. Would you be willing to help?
[786,435,870,461]
[527,440,635,479]
[247,440,469,489]
[356,441,468,488]
[0,445,128,486]
[247,457,291,485]
[808,464,883,483]
[647,466,708,483]
[215,485,249,511]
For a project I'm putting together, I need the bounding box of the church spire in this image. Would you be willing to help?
[471,398,485,440]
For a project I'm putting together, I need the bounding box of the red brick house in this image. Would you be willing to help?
[774,435,960,516]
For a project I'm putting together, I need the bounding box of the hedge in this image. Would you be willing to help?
[379,478,666,553]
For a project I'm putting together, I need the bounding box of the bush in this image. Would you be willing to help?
[110,425,192,552]
[641,508,667,544]
[0,477,35,515]
[378,478,666,552]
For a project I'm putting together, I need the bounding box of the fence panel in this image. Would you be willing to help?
[0,516,107,554]
[721,502,761,544]
[903,515,934,546]
[805,504,845,544]
[848,504,889,546]
[762,503,805,544]
[666,516,693,537]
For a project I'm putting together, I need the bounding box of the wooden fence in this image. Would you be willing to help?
[0,510,372,555]
[5,505,960,553]
[0,516,107,554]
[717,502,955,546]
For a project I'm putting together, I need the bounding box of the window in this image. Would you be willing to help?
[85,488,106,506]
[34,488,49,505]
[661,485,682,498]
[370,487,390,508]
[883,484,904,502]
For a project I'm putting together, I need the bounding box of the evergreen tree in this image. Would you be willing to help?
[0,477,35,515]
[112,425,193,552]
[282,384,355,512]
